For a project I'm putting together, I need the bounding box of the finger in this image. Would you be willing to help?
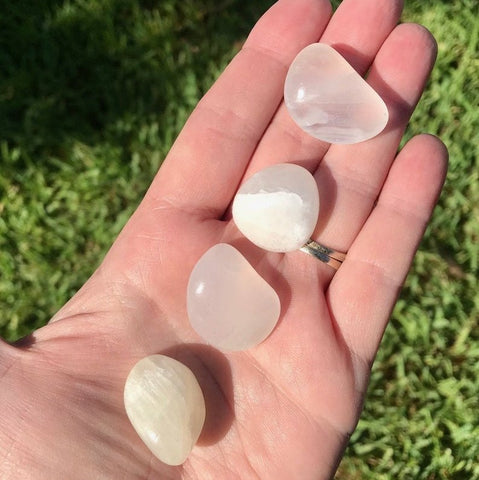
[313,23,438,254]
[240,0,404,177]
[0,338,17,378]
[327,134,448,376]
[50,1,333,327]
[150,0,332,218]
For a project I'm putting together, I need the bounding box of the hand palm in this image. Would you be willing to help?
[0,1,447,479]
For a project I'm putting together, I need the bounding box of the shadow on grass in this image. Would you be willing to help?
[0,0,275,340]
[0,0,274,156]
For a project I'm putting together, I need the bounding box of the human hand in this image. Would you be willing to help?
[0,0,447,479]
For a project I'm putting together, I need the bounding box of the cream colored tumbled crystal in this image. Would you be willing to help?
[284,43,389,144]
[232,163,319,252]
[124,355,206,466]
[187,243,280,351]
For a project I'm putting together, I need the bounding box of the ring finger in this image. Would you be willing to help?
[239,0,404,179]
[310,23,438,280]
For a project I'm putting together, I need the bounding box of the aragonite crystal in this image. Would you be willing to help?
[187,243,280,351]
[124,355,206,466]
[232,163,319,252]
[284,43,389,144]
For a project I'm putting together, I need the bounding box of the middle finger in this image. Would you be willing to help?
[312,22,438,256]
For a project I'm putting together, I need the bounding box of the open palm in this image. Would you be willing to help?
[0,0,447,479]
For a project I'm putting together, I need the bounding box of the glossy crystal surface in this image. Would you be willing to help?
[187,243,280,351]
[233,163,319,252]
[124,355,206,466]
[284,43,389,144]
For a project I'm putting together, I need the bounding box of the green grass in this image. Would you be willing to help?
[1,0,478,478]
[337,1,479,479]
[0,0,270,337]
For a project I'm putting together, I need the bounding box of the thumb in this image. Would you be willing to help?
[0,338,18,380]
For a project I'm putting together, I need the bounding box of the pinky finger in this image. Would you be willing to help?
[327,134,448,373]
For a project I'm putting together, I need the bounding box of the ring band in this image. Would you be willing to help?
[300,239,347,270]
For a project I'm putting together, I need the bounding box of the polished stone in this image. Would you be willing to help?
[284,43,389,144]
[232,163,319,252]
[187,243,280,351]
[124,355,206,466]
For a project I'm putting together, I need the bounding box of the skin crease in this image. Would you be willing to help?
[0,0,448,479]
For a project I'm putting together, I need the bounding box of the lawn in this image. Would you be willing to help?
[1,0,478,479]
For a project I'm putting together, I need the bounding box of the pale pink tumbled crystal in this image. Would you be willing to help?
[187,243,280,351]
[284,43,389,144]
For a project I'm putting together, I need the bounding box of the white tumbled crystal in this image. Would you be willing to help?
[284,43,389,144]
[124,355,206,466]
[232,163,319,252]
[187,243,280,351]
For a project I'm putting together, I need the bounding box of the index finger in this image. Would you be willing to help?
[149,0,332,218]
